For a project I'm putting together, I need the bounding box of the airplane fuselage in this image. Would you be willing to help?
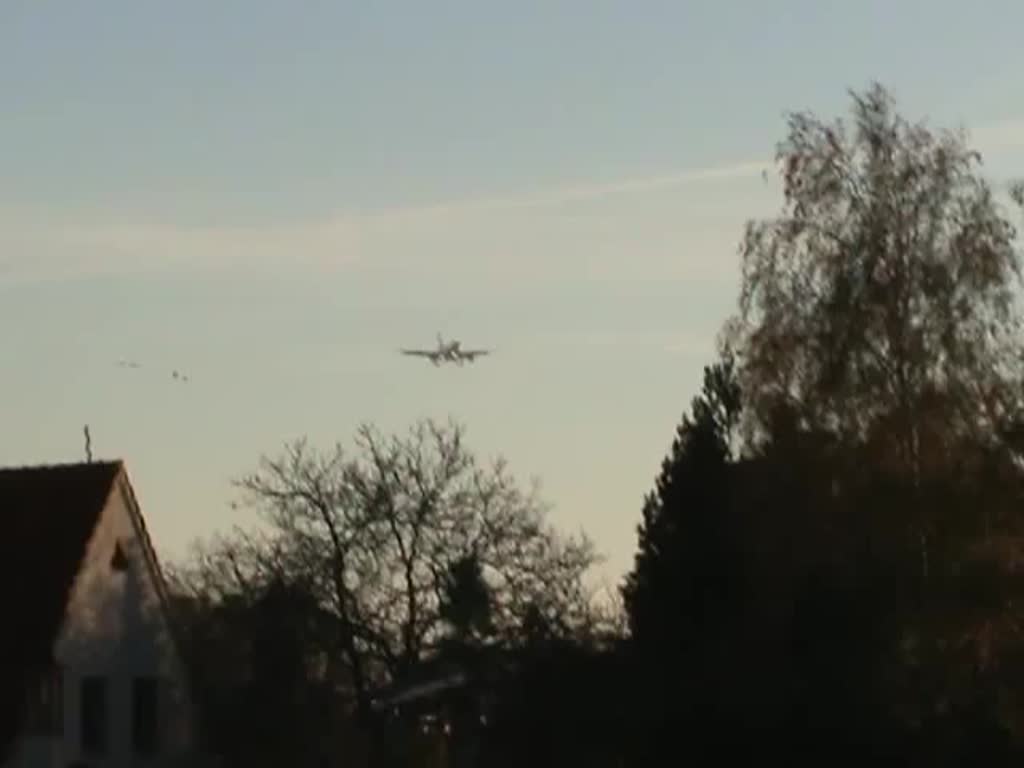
[402,334,490,366]
[437,338,460,359]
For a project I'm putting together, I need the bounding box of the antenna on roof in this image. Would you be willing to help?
[84,425,93,463]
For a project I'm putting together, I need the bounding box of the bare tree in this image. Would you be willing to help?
[173,418,600,713]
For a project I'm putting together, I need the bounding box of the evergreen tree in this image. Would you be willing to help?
[620,354,741,749]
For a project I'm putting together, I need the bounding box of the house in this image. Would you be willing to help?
[368,643,515,768]
[0,460,198,768]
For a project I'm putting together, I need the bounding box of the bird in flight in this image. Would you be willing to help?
[400,334,492,366]
[115,360,190,382]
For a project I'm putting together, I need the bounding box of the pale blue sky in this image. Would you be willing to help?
[2,2,1024,583]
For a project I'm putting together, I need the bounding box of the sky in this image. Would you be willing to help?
[2,2,1024,586]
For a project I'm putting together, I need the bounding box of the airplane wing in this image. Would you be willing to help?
[400,349,434,356]
[459,349,491,360]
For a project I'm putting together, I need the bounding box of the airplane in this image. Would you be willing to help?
[400,334,492,366]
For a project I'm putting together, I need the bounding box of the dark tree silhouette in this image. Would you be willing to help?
[438,552,495,646]
[725,82,1024,457]
[621,355,740,639]
[722,84,1024,752]
[169,576,349,768]
[620,354,743,755]
[619,86,1024,763]
[173,419,604,719]
[479,638,631,768]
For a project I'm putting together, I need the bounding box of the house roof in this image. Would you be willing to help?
[0,460,122,670]
[370,643,518,711]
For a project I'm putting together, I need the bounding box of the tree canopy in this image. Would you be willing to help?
[171,418,603,717]
[624,83,1024,762]
[725,82,1024,460]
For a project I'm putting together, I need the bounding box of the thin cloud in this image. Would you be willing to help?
[376,158,772,216]
[0,217,363,283]
[0,156,772,283]
[3,113,1020,282]
[521,160,770,208]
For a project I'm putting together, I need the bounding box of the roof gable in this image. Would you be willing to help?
[0,461,122,669]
